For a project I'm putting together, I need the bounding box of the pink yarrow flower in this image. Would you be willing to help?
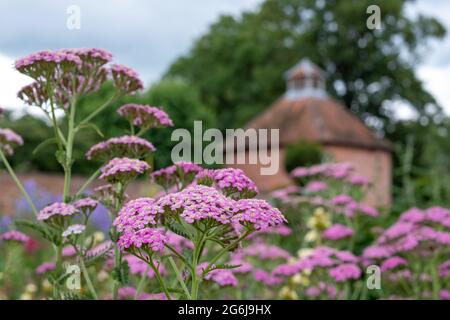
[110,64,143,94]
[37,202,78,221]
[117,104,173,128]
[233,198,287,230]
[114,198,162,233]
[328,263,361,282]
[117,227,167,253]
[0,230,30,244]
[323,224,354,241]
[35,262,56,275]
[86,135,155,161]
[99,157,150,183]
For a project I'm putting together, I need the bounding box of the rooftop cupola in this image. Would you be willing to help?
[284,58,326,99]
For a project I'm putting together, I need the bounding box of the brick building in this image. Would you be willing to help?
[229,58,392,206]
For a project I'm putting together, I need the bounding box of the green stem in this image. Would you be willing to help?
[63,96,77,202]
[165,243,193,271]
[168,256,191,299]
[202,230,252,277]
[76,169,100,196]
[78,94,117,126]
[0,150,38,217]
[134,266,149,300]
[79,256,99,300]
[112,246,122,300]
[149,259,171,300]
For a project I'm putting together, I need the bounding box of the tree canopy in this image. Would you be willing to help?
[166,0,446,131]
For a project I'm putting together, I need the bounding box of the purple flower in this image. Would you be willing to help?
[205,269,238,287]
[37,202,78,221]
[328,263,361,282]
[253,269,283,286]
[0,230,30,244]
[118,104,173,128]
[157,185,234,225]
[123,255,166,278]
[117,227,167,253]
[86,135,155,161]
[114,198,161,233]
[305,181,327,193]
[233,198,287,230]
[0,128,24,155]
[35,262,56,275]
[381,256,408,271]
[151,161,202,189]
[347,175,369,186]
[197,168,258,199]
[99,157,150,183]
[110,64,144,94]
[74,197,98,212]
[322,224,354,241]
[331,194,354,206]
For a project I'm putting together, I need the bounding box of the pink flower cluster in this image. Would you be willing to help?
[35,262,56,275]
[86,135,155,161]
[117,104,173,128]
[74,197,99,212]
[0,230,30,244]
[151,161,202,189]
[114,198,161,233]
[234,198,287,230]
[305,181,328,193]
[37,202,78,221]
[363,207,450,261]
[273,246,361,283]
[0,128,24,155]
[322,224,354,241]
[110,64,144,94]
[197,168,258,199]
[291,162,354,179]
[123,255,166,278]
[15,50,81,79]
[117,227,167,253]
[99,157,150,183]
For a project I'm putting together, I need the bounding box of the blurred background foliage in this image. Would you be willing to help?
[1,0,449,211]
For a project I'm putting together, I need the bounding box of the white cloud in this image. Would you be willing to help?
[0,54,32,114]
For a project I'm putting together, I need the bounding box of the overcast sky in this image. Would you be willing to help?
[0,0,449,119]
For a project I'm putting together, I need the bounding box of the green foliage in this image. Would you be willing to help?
[285,140,323,172]
[167,0,446,130]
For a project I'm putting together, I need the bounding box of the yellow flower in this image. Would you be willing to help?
[93,231,105,244]
[291,273,310,287]
[25,283,37,293]
[305,230,319,243]
[279,286,298,300]
[20,293,33,300]
[297,248,314,259]
[41,279,52,293]
[307,207,331,230]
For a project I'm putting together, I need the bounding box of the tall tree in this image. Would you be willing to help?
[166,0,445,131]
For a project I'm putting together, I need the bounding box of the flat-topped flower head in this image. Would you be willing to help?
[117,104,173,128]
[322,224,354,241]
[110,64,143,95]
[233,198,287,230]
[86,135,156,162]
[197,168,258,199]
[157,185,235,225]
[37,202,78,221]
[35,262,56,275]
[74,197,98,213]
[114,198,161,233]
[151,161,203,190]
[62,224,86,238]
[62,48,112,67]
[117,227,167,253]
[15,50,81,80]
[328,263,361,282]
[0,128,24,155]
[0,230,30,244]
[99,157,150,184]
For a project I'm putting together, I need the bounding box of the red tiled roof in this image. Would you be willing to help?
[245,96,392,151]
